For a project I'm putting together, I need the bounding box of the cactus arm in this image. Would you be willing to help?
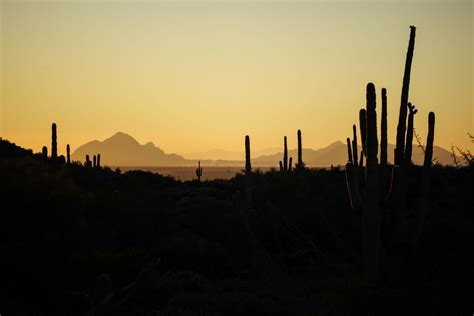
[352,124,359,168]
[359,109,367,157]
[346,138,353,163]
[283,136,288,172]
[289,157,292,171]
[405,103,416,165]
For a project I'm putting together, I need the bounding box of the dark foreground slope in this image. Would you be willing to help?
[1,139,473,315]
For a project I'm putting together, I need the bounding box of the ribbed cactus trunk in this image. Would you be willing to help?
[364,83,381,281]
[380,88,388,166]
[395,26,416,166]
[283,136,288,172]
[93,155,97,168]
[359,109,367,157]
[85,155,90,167]
[42,146,48,159]
[297,129,303,168]
[51,123,57,160]
[97,154,101,167]
[289,157,292,171]
[405,103,417,165]
[245,135,252,209]
[352,125,358,168]
[66,144,71,164]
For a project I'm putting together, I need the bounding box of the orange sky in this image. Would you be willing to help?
[1,0,472,157]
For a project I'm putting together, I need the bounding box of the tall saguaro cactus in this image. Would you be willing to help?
[405,103,418,165]
[51,123,57,160]
[93,155,97,168]
[414,112,435,250]
[380,88,388,166]
[245,135,252,209]
[395,26,416,165]
[297,129,303,168]
[364,82,381,281]
[97,154,101,168]
[66,144,71,164]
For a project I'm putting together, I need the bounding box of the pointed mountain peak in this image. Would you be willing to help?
[104,132,140,145]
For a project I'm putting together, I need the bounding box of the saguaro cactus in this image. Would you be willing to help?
[405,103,417,165]
[42,146,48,159]
[51,123,57,160]
[97,154,101,167]
[423,112,435,168]
[359,109,367,157]
[85,155,91,168]
[93,155,97,168]
[364,82,381,281]
[66,144,71,164]
[395,26,416,165]
[352,125,359,168]
[297,129,304,168]
[346,138,353,163]
[196,160,203,182]
[380,88,388,166]
[345,83,380,281]
[414,112,435,250]
[280,136,292,173]
[245,135,252,209]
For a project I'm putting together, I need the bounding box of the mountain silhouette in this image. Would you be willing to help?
[72,132,456,167]
[251,141,455,167]
[71,132,188,166]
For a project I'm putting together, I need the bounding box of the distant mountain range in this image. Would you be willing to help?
[72,132,187,166]
[72,132,456,167]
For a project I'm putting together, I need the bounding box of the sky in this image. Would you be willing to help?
[1,0,472,158]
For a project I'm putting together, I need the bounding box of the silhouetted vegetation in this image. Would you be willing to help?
[1,25,473,315]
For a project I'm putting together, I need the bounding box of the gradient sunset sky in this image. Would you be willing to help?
[1,0,472,158]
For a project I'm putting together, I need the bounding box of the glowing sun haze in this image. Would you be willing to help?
[1,0,472,158]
